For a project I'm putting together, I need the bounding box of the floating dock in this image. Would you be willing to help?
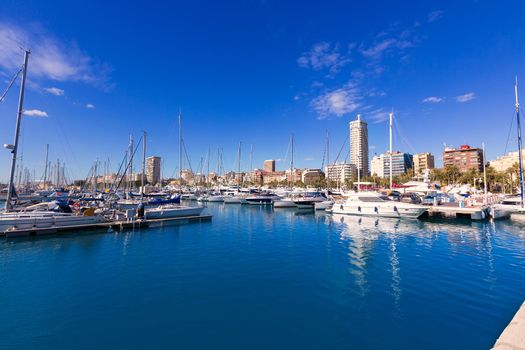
[1,215,212,238]
[427,203,487,220]
[493,301,525,349]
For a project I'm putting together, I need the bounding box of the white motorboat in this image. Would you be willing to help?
[0,210,106,235]
[223,196,247,204]
[273,197,296,208]
[144,205,204,219]
[330,192,428,219]
[207,195,225,202]
[292,192,327,209]
[314,200,334,211]
[491,196,525,218]
[246,193,280,205]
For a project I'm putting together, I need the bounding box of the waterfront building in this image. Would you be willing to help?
[443,145,483,173]
[181,169,194,183]
[349,114,369,176]
[263,171,285,185]
[326,163,356,183]
[146,156,161,184]
[285,168,303,183]
[248,169,263,184]
[301,169,325,186]
[371,152,413,178]
[489,150,525,172]
[413,153,435,175]
[263,159,276,172]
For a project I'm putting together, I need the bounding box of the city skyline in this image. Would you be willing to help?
[1,1,525,181]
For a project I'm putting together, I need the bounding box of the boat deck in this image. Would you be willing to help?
[1,215,212,238]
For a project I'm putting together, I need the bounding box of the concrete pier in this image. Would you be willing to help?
[2,215,212,238]
[427,203,487,220]
[493,301,525,349]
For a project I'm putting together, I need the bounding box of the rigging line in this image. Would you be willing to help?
[182,139,193,173]
[392,115,417,155]
[503,109,515,155]
[0,67,23,103]
[113,135,144,191]
[333,134,349,164]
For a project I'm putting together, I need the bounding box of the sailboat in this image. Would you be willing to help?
[331,112,428,219]
[1,50,106,235]
[273,134,298,208]
[492,78,525,218]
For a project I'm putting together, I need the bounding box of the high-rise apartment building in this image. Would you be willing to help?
[263,159,276,172]
[413,153,435,175]
[326,163,356,183]
[443,145,483,173]
[349,114,369,176]
[146,156,161,184]
[370,152,413,178]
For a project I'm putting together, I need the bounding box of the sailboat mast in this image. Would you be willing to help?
[141,131,146,199]
[43,144,49,190]
[290,134,294,188]
[237,141,242,187]
[128,133,133,193]
[5,49,29,211]
[389,110,393,190]
[482,142,487,204]
[178,110,183,184]
[516,78,524,207]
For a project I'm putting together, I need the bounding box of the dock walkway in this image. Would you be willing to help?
[1,215,212,238]
[493,301,525,349]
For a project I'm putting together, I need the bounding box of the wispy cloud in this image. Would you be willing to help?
[23,109,48,117]
[297,42,351,75]
[304,157,315,161]
[456,92,476,103]
[311,83,362,118]
[44,87,64,96]
[86,103,95,108]
[428,10,443,23]
[422,96,444,104]
[0,21,111,88]
[366,108,390,124]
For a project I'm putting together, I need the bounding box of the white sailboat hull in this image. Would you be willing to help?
[145,206,204,219]
[0,211,105,234]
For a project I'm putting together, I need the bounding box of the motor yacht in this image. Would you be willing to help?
[330,192,428,219]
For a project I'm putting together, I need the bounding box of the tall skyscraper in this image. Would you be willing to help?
[349,114,369,176]
[146,156,161,184]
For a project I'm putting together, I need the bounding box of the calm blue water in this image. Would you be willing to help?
[1,203,525,349]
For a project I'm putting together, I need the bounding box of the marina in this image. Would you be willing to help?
[1,202,525,349]
[1,2,525,349]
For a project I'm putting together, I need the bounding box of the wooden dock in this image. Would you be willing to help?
[1,215,212,238]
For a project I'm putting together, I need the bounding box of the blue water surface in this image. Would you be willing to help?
[1,203,525,349]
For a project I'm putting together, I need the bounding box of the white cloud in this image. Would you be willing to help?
[367,108,390,124]
[297,42,350,75]
[44,87,64,96]
[86,103,94,108]
[304,157,315,161]
[23,109,48,117]
[311,83,362,118]
[422,96,444,104]
[0,21,110,88]
[456,92,476,103]
[428,11,443,23]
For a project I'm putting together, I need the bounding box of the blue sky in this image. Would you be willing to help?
[1,0,525,181]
